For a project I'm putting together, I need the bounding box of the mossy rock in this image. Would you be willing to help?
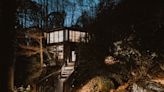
[77,76,115,92]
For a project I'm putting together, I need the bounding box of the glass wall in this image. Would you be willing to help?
[69,30,87,42]
[47,30,64,43]
[80,32,86,42]
[50,32,54,43]
[69,30,75,42]
[58,31,63,42]
[47,29,89,44]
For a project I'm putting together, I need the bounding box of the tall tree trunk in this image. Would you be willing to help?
[44,0,48,31]
[0,0,16,91]
[24,9,27,28]
[71,1,76,26]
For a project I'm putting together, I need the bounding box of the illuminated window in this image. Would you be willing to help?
[86,33,89,43]
[69,30,74,42]
[75,31,81,42]
[58,31,63,42]
[48,30,64,43]
[72,51,76,62]
[69,31,82,42]
[50,32,54,43]
[80,32,86,42]
[54,31,58,43]
[48,30,89,43]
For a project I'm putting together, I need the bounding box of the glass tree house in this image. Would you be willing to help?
[45,28,90,66]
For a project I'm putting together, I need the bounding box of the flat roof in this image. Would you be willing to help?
[46,27,87,33]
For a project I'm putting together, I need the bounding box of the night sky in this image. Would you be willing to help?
[32,0,100,27]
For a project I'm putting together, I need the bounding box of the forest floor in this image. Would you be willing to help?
[67,57,164,92]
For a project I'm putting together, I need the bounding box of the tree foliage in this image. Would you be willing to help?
[74,0,164,91]
[82,0,164,62]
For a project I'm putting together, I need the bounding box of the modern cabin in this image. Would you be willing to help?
[45,27,90,66]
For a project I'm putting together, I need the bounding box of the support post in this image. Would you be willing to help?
[40,37,43,67]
